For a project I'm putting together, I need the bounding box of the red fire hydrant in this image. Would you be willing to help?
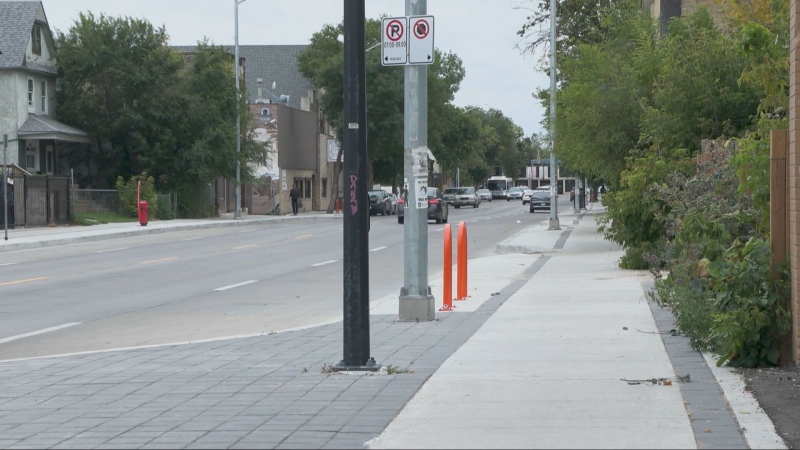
[138,200,149,226]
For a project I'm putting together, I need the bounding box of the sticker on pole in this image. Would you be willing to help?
[412,146,429,177]
[415,179,428,209]
[408,15,434,65]
[381,17,407,66]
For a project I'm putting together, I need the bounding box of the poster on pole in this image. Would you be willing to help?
[412,146,428,177]
[415,178,428,209]
[281,169,287,191]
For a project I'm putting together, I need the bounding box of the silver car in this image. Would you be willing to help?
[477,189,492,202]
[506,186,525,201]
[444,187,480,208]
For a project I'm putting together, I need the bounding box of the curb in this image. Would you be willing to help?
[0,214,342,253]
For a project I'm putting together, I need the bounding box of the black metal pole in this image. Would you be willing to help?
[339,0,375,370]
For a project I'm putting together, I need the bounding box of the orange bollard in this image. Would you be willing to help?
[456,221,468,300]
[440,224,454,311]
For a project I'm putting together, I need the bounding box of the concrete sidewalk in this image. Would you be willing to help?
[0,205,786,449]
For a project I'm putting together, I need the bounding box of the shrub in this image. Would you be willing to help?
[115,172,159,218]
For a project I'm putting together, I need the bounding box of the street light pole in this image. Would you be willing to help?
[234,0,246,220]
[400,0,434,322]
[337,0,376,370]
[3,134,8,241]
[548,0,560,230]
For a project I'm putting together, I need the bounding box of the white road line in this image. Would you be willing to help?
[180,237,202,242]
[94,247,128,254]
[435,228,445,232]
[214,280,258,292]
[239,229,257,233]
[0,323,81,345]
[311,260,338,267]
[0,263,17,266]
[370,246,387,252]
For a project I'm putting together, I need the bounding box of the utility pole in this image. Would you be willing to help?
[400,0,434,321]
[234,0,245,220]
[336,0,377,371]
[3,134,7,241]
[548,0,560,230]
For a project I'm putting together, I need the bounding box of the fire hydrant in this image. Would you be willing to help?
[138,200,149,226]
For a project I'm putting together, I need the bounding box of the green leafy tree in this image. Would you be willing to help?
[298,18,466,190]
[56,15,269,217]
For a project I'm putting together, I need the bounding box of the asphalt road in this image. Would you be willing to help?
[0,197,567,360]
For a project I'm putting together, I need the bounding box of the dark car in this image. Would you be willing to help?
[397,187,449,224]
[530,189,551,212]
[368,190,393,216]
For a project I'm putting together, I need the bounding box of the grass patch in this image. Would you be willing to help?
[73,212,137,226]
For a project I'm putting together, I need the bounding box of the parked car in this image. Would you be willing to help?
[530,189,551,212]
[506,186,525,201]
[444,187,480,208]
[477,188,492,202]
[368,190,393,216]
[397,187,449,224]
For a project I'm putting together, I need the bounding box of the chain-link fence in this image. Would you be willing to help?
[73,189,177,220]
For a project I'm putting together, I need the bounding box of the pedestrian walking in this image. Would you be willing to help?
[290,183,300,215]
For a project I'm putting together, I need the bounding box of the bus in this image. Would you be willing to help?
[486,176,513,199]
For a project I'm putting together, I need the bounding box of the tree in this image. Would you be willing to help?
[56,14,269,215]
[516,0,619,60]
[298,18,466,191]
[55,13,184,188]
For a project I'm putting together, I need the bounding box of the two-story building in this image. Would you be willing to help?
[0,1,90,227]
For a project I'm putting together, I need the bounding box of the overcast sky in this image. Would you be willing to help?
[43,0,549,136]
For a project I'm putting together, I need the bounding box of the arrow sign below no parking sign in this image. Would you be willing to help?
[408,15,434,65]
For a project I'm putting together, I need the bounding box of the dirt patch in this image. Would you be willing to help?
[738,365,800,449]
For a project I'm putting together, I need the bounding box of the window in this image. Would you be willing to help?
[45,146,54,174]
[25,145,37,171]
[304,179,312,199]
[27,78,34,112]
[321,178,327,198]
[31,24,41,55]
[40,80,47,114]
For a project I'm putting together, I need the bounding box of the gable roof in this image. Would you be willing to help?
[173,45,312,110]
[0,1,51,71]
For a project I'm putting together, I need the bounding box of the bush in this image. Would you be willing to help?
[708,237,791,367]
[115,172,159,218]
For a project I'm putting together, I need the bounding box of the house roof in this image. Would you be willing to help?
[172,45,312,110]
[18,114,91,143]
[0,1,54,73]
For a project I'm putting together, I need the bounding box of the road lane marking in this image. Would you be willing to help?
[370,246,387,252]
[239,229,257,233]
[296,234,313,239]
[0,263,17,266]
[435,228,444,232]
[233,244,257,250]
[0,322,81,345]
[180,237,202,242]
[311,260,337,267]
[214,280,258,291]
[0,277,49,287]
[94,247,128,254]
[140,257,178,265]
